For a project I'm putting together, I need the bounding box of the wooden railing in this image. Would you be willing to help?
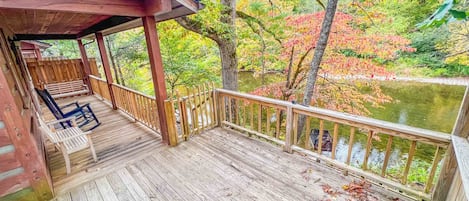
[27,59,83,89]
[89,75,160,131]
[84,76,466,199]
[214,89,451,200]
[112,84,159,131]
[165,83,217,145]
[27,58,100,89]
[447,136,469,201]
[89,75,110,101]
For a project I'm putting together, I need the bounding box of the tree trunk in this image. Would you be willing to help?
[106,37,121,85]
[297,0,339,141]
[220,0,238,91]
[260,31,266,86]
[218,40,238,91]
[115,57,126,86]
[174,0,238,121]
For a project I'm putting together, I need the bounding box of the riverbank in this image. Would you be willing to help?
[379,76,469,86]
[328,75,468,86]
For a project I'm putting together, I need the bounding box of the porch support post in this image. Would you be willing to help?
[142,16,170,144]
[95,32,117,109]
[77,39,93,94]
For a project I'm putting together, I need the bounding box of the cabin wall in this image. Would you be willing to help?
[0,26,53,200]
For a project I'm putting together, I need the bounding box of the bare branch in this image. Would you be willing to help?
[175,16,222,43]
[236,10,283,45]
[315,0,326,10]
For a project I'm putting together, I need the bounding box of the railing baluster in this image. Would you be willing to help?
[186,87,195,133]
[144,95,149,125]
[331,123,339,159]
[228,97,233,124]
[204,83,210,128]
[134,93,139,120]
[242,101,246,128]
[284,105,293,153]
[425,146,441,193]
[402,141,417,184]
[257,104,262,132]
[293,112,298,145]
[235,99,240,125]
[250,103,254,130]
[197,85,205,129]
[194,87,201,134]
[211,82,218,127]
[220,95,226,128]
[266,108,271,136]
[305,117,311,149]
[275,108,281,139]
[156,97,160,129]
[381,135,394,177]
[346,127,355,165]
[318,119,324,154]
[200,84,206,128]
[363,130,374,170]
[177,92,188,140]
[145,95,151,125]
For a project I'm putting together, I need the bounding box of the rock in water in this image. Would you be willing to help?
[309,129,333,152]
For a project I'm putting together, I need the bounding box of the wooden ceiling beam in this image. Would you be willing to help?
[14,34,77,40]
[175,0,199,13]
[77,16,138,38]
[0,0,146,16]
[144,0,172,15]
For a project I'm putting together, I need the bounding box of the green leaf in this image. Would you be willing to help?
[417,0,455,28]
[449,9,467,19]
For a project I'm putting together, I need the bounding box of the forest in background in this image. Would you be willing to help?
[41,0,469,115]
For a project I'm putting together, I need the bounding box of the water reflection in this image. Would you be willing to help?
[398,109,407,124]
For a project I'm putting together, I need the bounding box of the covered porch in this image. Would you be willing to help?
[0,0,468,201]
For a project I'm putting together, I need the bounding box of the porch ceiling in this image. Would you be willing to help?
[0,8,112,35]
[0,0,200,40]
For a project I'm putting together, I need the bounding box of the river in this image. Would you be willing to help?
[238,72,467,185]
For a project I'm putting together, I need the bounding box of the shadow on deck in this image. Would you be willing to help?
[47,96,407,200]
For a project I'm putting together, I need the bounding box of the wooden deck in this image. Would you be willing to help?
[45,96,408,201]
[43,95,163,192]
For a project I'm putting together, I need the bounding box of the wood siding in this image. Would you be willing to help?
[0,28,52,200]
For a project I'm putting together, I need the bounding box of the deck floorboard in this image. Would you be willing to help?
[48,96,409,201]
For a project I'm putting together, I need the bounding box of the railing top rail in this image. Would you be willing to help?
[217,88,289,109]
[111,83,155,100]
[89,75,106,82]
[216,88,451,144]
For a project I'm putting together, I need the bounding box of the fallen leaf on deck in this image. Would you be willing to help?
[343,180,377,201]
[321,184,340,197]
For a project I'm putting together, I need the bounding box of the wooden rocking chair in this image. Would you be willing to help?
[38,115,98,174]
[35,88,101,131]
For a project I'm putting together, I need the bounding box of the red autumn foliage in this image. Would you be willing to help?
[251,12,414,115]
